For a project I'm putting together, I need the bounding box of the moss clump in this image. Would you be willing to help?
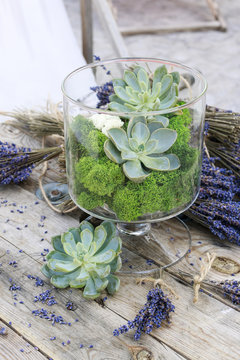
[75,156,125,197]
[77,191,105,210]
[87,130,107,157]
[110,145,198,221]
[69,115,108,158]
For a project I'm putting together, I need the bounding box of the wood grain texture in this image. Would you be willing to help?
[0,187,186,360]
[0,186,240,360]
[0,321,47,360]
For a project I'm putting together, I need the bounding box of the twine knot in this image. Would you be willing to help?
[136,276,179,299]
[193,252,216,303]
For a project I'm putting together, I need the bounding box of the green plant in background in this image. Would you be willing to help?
[108,65,180,125]
[42,221,122,299]
[104,117,180,182]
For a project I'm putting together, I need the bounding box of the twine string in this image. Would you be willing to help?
[136,276,179,299]
[193,252,216,303]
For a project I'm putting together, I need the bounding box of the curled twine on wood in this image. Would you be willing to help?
[38,138,78,214]
[193,252,216,303]
[136,276,179,299]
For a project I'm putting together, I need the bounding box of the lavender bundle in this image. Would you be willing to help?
[113,287,175,340]
[185,151,240,245]
[205,105,240,177]
[0,141,62,185]
[0,103,64,138]
[179,269,240,305]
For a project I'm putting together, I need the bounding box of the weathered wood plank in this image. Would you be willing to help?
[0,321,47,360]
[0,187,186,360]
[1,185,240,360]
[120,21,223,36]
[93,0,129,57]
[121,219,240,301]
[81,0,93,64]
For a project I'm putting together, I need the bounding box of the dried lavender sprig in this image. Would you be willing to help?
[205,105,240,144]
[90,81,114,108]
[220,280,240,305]
[0,141,63,185]
[113,287,175,340]
[0,103,64,137]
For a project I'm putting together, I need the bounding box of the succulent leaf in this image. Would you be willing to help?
[154,115,169,128]
[104,119,180,183]
[42,220,122,299]
[107,274,120,295]
[164,154,181,170]
[150,128,177,153]
[124,70,141,92]
[52,235,64,253]
[152,65,168,90]
[108,128,129,151]
[83,277,100,299]
[48,259,80,273]
[121,150,138,160]
[104,139,123,164]
[46,251,72,262]
[170,71,180,85]
[108,101,133,113]
[131,122,150,144]
[112,79,126,88]
[123,159,150,182]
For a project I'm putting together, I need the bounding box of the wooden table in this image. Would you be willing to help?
[0,123,239,360]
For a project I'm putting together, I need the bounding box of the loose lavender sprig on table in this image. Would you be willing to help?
[0,141,63,185]
[113,287,175,340]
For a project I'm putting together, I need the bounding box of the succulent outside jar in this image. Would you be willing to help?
[62,58,207,233]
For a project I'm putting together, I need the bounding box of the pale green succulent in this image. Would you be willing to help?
[41,220,122,299]
[108,65,180,126]
[104,117,180,182]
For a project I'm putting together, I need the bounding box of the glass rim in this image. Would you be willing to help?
[61,57,208,116]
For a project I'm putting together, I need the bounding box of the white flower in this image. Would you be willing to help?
[89,114,124,137]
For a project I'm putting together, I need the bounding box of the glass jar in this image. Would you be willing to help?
[62,58,207,235]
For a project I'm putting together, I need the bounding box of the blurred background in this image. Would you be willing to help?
[1,0,239,113]
[64,0,240,110]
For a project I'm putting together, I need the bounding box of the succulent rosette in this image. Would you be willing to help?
[108,65,180,118]
[42,220,122,299]
[104,117,180,182]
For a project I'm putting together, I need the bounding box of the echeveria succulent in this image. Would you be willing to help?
[41,220,122,299]
[104,117,180,182]
[108,65,180,120]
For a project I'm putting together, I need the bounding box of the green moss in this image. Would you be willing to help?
[110,145,199,221]
[87,130,108,157]
[77,191,105,210]
[69,115,107,158]
[75,156,125,197]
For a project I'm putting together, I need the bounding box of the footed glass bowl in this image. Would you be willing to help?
[62,58,207,242]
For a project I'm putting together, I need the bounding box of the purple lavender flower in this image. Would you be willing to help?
[113,287,175,340]
[221,280,240,305]
[187,149,240,245]
[90,82,114,108]
[0,141,34,184]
